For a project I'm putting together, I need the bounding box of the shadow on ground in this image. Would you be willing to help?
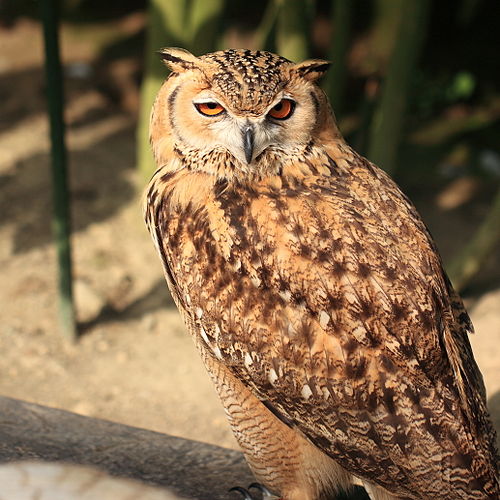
[0,119,136,254]
[79,277,174,334]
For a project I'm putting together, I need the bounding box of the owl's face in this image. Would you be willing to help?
[151,48,337,177]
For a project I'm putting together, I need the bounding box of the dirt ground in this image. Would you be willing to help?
[0,17,499,456]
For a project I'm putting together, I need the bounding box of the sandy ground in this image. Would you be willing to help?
[0,18,499,457]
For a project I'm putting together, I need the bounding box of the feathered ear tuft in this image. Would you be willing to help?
[157,47,201,73]
[291,59,331,82]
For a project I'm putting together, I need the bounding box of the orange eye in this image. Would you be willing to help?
[194,101,225,116]
[268,99,295,120]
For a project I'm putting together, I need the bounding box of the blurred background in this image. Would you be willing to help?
[0,0,499,453]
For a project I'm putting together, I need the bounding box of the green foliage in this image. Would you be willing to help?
[409,70,478,122]
[254,0,280,51]
[254,0,313,60]
[446,71,476,101]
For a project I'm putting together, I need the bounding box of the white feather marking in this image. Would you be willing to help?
[268,368,278,385]
[213,346,223,360]
[279,290,292,302]
[195,307,203,319]
[351,325,368,343]
[214,323,221,339]
[244,352,253,368]
[185,294,191,305]
[335,429,348,441]
[322,386,330,401]
[251,275,262,288]
[319,310,330,328]
[301,384,313,400]
[200,326,210,345]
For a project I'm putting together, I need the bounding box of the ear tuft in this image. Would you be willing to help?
[291,59,331,82]
[158,47,201,73]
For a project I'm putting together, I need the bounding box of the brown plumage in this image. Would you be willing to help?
[144,48,499,500]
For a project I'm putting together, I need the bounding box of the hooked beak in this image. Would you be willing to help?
[242,125,255,164]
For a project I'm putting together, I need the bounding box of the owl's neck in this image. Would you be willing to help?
[154,136,348,186]
[145,137,360,224]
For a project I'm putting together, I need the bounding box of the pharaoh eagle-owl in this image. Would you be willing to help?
[144,48,499,500]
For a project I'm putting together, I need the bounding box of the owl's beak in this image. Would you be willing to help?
[242,125,255,164]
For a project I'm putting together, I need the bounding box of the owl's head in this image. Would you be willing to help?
[150,48,338,178]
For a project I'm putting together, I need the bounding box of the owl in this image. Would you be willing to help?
[144,48,499,500]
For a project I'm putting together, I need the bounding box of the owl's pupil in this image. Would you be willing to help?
[207,102,217,109]
[274,103,283,111]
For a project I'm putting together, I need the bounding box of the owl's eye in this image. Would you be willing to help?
[194,101,225,117]
[268,99,295,120]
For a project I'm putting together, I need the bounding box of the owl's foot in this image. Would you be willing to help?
[229,482,279,499]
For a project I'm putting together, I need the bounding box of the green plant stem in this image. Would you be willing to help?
[324,0,352,117]
[367,0,430,174]
[190,0,225,55]
[275,0,312,62]
[137,0,185,182]
[40,0,77,342]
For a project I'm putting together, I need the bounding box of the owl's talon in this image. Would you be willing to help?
[248,482,278,498]
[229,485,255,499]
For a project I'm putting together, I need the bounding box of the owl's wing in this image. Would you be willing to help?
[149,156,498,497]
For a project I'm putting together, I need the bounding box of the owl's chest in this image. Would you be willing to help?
[161,177,378,287]
[159,173,438,339]
[162,186,341,323]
